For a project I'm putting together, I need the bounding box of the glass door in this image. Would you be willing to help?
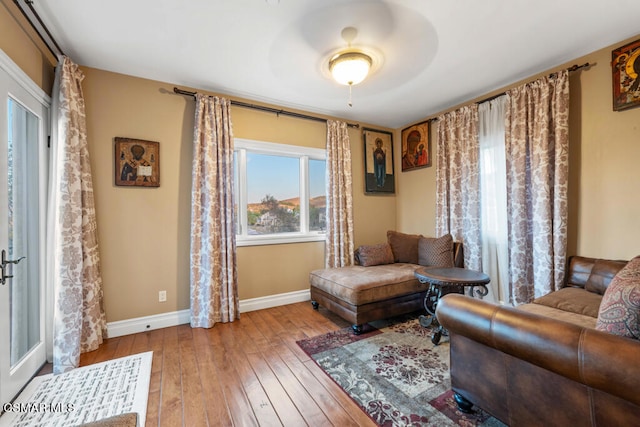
[0,57,49,404]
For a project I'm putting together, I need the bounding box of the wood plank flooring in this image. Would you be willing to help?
[50,302,377,427]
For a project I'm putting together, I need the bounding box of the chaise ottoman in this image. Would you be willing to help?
[310,232,463,333]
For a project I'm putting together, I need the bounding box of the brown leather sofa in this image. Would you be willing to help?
[436,256,640,426]
[516,256,627,328]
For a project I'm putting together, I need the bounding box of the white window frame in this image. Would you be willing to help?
[235,138,326,246]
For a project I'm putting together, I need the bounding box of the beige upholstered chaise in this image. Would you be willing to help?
[309,231,463,333]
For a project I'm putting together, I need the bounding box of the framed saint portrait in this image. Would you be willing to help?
[612,38,640,111]
[363,128,395,194]
[401,121,431,171]
[115,137,160,187]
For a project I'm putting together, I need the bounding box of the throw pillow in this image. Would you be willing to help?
[355,243,395,267]
[418,234,454,267]
[595,256,640,340]
[387,230,422,264]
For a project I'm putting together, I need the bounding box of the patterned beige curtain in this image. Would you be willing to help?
[435,105,482,270]
[49,56,106,374]
[505,70,570,304]
[190,94,239,328]
[325,120,354,268]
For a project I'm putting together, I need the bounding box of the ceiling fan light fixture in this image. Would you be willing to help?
[329,51,372,86]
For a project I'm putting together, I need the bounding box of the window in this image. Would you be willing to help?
[234,139,326,246]
[479,96,509,305]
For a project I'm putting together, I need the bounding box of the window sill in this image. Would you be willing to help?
[236,233,325,247]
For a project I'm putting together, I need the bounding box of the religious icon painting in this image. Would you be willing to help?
[401,121,431,172]
[363,128,395,194]
[115,137,160,187]
[612,38,640,111]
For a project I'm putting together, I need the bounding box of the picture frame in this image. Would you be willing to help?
[363,128,395,194]
[115,137,160,187]
[401,120,431,171]
[612,38,640,111]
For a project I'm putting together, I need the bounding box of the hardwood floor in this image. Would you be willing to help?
[72,302,376,426]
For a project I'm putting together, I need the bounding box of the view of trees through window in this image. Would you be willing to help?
[248,193,300,234]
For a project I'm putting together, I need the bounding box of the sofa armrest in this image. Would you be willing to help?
[436,294,640,407]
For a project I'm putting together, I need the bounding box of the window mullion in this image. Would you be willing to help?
[238,148,248,237]
[300,156,308,233]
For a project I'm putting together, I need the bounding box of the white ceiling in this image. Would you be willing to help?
[35,0,640,129]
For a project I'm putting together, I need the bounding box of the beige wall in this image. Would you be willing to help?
[0,0,396,322]
[0,0,55,92]
[3,6,638,323]
[396,34,640,261]
[394,124,438,236]
[567,37,640,260]
[80,67,395,322]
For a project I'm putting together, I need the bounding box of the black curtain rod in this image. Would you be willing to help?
[475,62,591,106]
[13,0,65,58]
[173,87,360,129]
[422,62,592,123]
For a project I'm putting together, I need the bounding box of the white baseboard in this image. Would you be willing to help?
[107,309,191,338]
[239,288,310,312]
[106,289,311,338]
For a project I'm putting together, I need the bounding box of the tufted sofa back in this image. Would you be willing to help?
[564,256,627,295]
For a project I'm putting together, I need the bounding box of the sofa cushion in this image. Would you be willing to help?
[517,303,597,329]
[596,257,640,340]
[585,259,628,295]
[565,256,595,288]
[387,230,421,264]
[355,243,395,267]
[532,287,602,318]
[309,263,423,306]
[418,234,454,267]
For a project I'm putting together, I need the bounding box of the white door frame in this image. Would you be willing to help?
[0,48,51,403]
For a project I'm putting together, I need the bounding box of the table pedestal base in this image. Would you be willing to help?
[414,267,490,346]
[418,314,447,344]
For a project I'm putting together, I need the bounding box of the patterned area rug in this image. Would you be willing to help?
[0,351,152,427]
[297,315,505,427]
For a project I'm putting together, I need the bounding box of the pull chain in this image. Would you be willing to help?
[348,84,353,107]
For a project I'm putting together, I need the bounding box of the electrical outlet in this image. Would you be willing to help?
[158,290,167,302]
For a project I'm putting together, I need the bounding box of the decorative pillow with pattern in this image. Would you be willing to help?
[595,256,640,340]
[356,243,395,267]
[418,234,454,267]
[387,230,422,264]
